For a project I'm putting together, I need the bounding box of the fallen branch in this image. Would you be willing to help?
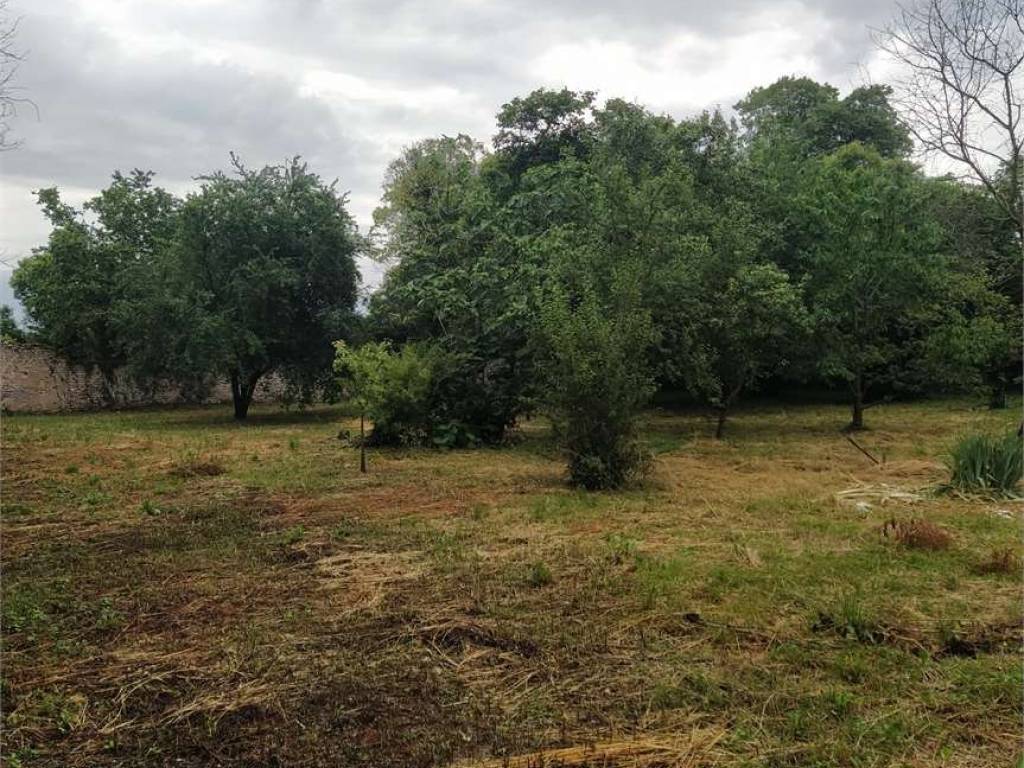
[843,433,879,464]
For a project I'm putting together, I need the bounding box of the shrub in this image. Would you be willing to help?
[537,269,655,490]
[427,350,523,446]
[364,343,437,447]
[334,340,434,450]
[334,340,496,450]
[946,429,1022,496]
[527,561,553,587]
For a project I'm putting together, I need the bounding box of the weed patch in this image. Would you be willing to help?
[945,430,1022,497]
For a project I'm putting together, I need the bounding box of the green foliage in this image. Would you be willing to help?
[737,77,911,158]
[362,343,434,446]
[171,156,361,419]
[526,561,553,587]
[333,340,425,446]
[682,258,810,437]
[799,143,956,428]
[492,87,596,184]
[924,296,1021,407]
[368,79,1016,443]
[17,76,1017,444]
[13,161,360,418]
[946,430,1022,497]
[369,136,535,443]
[0,305,24,343]
[12,172,180,395]
[538,265,655,489]
[333,340,391,417]
[334,340,479,448]
[925,178,1022,407]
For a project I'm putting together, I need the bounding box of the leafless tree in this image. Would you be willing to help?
[875,0,1022,251]
[0,0,28,150]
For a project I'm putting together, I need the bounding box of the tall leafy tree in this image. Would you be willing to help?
[370,136,535,442]
[490,88,596,190]
[736,77,912,158]
[799,144,955,429]
[689,263,810,438]
[925,176,1022,407]
[173,157,360,419]
[634,108,808,432]
[12,171,180,399]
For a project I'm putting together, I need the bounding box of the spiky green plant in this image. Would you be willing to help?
[946,430,1022,496]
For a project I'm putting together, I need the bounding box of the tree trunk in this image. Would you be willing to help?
[714,407,728,440]
[359,413,367,473]
[849,376,866,431]
[989,383,1008,410]
[98,365,119,409]
[714,383,743,439]
[230,370,260,421]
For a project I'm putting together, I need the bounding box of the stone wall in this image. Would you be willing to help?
[0,343,284,413]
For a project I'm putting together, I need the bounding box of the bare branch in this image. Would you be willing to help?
[874,0,1023,244]
[0,0,34,151]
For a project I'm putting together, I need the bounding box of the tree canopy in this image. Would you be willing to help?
[13,158,361,418]
[12,74,1020,476]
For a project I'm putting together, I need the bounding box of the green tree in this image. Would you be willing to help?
[918,247,1021,410]
[537,250,655,490]
[0,305,24,343]
[690,263,810,438]
[736,77,911,158]
[333,341,390,472]
[800,144,954,429]
[370,136,535,443]
[925,177,1022,407]
[491,87,596,188]
[173,157,361,420]
[12,171,180,399]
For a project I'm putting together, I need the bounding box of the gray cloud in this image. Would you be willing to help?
[0,0,903,301]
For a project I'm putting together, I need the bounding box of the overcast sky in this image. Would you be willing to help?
[0,0,904,304]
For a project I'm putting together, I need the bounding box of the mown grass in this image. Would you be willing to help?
[1,399,1020,766]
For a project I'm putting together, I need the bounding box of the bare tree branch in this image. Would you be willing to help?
[0,0,33,151]
[874,0,1023,253]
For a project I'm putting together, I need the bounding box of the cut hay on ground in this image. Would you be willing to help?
[453,728,726,767]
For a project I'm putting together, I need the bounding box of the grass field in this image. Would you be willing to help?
[1,399,1021,767]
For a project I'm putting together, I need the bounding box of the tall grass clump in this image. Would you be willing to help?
[945,430,1022,496]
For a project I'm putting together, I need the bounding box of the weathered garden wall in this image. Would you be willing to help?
[0,343,284,413]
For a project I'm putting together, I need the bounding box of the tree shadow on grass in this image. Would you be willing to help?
[155,404,355,429]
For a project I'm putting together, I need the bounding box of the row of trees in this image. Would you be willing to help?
[9,159,361,419]
[343,78,1019,486]
[7,75,1020,486]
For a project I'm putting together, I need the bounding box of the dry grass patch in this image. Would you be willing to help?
[315,549,425,615]
[972,546,1022,575]
[168,459,226,477]
[453,728,727,767]
[2,400,1021,767]
[879,517,954,550]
